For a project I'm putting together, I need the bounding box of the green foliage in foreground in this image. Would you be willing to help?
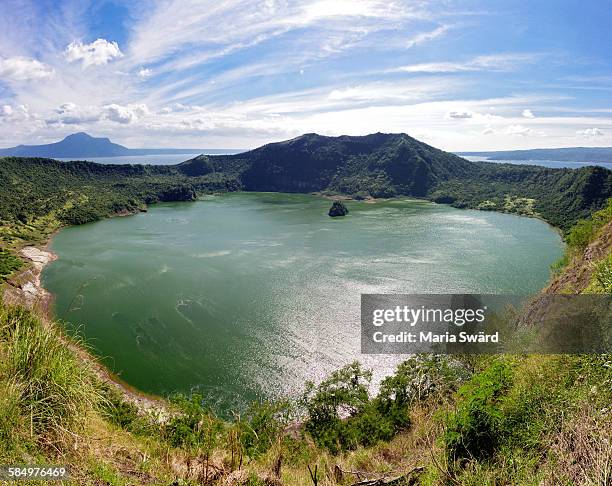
[443,354,611,481]
[550,197,612,273]
[0,304,102,459]
[0,248,22,281]
[592,254,612,293]
[1,300,610,485]
[444,360,514,462]
[302,357,469,453]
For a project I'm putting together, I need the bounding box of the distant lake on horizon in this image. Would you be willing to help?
[461,155,612,169]
[50,153,612,169]
[56,150,243,165]
[43,193,564,412]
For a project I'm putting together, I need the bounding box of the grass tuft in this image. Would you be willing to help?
[0,304,102,451]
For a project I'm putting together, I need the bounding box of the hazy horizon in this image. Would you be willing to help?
[0,1,611,151]
[2,130,612,154]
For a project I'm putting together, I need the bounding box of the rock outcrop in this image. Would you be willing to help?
[2,246,56,310]
[329,201,349,217]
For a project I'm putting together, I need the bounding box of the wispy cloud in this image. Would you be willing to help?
[126,0,430,72]
[0,1,611,151]
[576,127,604,137]
[406,24,450,48]
[390,53,540,73]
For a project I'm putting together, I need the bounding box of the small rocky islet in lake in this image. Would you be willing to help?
[328,200,349,217]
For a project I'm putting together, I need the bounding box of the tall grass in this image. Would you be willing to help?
[0,304,102,454]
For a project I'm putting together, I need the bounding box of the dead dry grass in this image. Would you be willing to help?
[541,402,611,486]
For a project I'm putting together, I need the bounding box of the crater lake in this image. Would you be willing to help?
[43,193,563,412]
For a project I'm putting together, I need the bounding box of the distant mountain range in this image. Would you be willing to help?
[4,133,611,165]
[458,147,612,163]
[0,132,234,158]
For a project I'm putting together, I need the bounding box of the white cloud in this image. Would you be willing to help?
[47,102,151,125]
[161,103,192,114]
[0,56,54,81]
[522,109,535,118]
[406,24,449,48]
[300,0,406,22]
[138,68,153,78]
[50,102,103,125]
[104,103,149,124]
[482,127,495,135]
[1,105,13,116]
[64,39,123,67]
[392,53,538,73]
[505,124,533,136]
[576,127,604,137]
[447,110,473,119]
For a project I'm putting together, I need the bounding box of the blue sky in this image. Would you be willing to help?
[0,0,611,150]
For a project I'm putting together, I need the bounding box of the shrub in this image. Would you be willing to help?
[99,386,141,430]
[163,393,223,450]
[301,358,464,453]
[378,356,469,410]
[302,361,374,452]
[0,249,22,281]
[444,360,513,463]
[162,393,224,482]
[566,219,596,249]
[592,254,612,293]
[238,400,293,458]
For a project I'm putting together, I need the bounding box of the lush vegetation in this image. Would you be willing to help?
[0,248,22,282]
[0,304,102,460]
[431,163,612,230]
[0,156,241,248]
[549,198,612,294]
[1,299,609,485]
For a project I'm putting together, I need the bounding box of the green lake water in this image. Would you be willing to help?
[43,193,563,411]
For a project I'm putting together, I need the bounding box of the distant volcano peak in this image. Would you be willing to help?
[0,132,209,158]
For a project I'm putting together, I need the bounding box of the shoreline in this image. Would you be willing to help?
[2,215,169,416]
[1,190,567,416]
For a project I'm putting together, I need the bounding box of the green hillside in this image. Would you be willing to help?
[180,132,612,230]
[2,133,612,244]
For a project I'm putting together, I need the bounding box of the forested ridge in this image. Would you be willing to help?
[1,132,611,247]
[181,132,612,231]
